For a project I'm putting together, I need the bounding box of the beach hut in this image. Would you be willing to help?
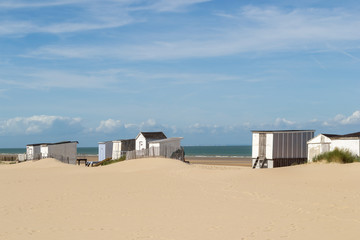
[135,132,167,150]
[148,137,183,157]
[307,132,360,162]
[252,130,315,168]
[26,143,42,160]
[26,141,78,164]
[112,139,135,159]
[98,141,113,161]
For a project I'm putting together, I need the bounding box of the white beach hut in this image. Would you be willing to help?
[135,132,167,151]
[98,141,113,161]
[252,130,315,168]
[112,139,135,159]
[26,143,42,160]
[307,132,360,162]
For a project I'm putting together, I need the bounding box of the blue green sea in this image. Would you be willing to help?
[0,146,252,157]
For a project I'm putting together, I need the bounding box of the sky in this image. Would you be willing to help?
[1,0,360,147]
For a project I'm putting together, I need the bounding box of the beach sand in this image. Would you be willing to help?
[185,156,252,166]
[1,157,360,240]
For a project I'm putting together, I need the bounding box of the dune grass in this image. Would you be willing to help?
[313,148,360,163]
[99,156,126,166]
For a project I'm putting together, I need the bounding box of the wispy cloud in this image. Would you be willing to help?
[26,6,360,60]
[0,0,209,36]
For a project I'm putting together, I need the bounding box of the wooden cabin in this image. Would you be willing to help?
[26,141,78,164]
[98,141,113,161]
[252,130,315,168]
[135,132,167,150]
[148,137,183,157]
[112,139,135,159]
[307,132,360,162]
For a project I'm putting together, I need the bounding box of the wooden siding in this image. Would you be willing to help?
[272,131,314,159]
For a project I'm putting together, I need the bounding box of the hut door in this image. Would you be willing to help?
[259,133,266,158]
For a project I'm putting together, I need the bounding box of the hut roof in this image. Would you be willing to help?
[251,130,315,133]
[138,132,167,140]
[323,132,360,139]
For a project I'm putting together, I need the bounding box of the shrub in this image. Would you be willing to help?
[99,155,126,166]
[313,148,360,163]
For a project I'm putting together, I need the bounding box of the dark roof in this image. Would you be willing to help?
[343,132,360,137]
[140,132,167,140]
[27,141,78,146]
[322,134,342,138]
[323,132,360,139]
[252,130,315,133]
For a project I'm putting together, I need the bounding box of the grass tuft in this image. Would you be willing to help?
[313,148,360,163]
[99,156,126,166]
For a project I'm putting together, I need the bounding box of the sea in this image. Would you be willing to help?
[0,146,252,157]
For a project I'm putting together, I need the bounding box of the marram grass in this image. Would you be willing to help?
[313,148,360,163]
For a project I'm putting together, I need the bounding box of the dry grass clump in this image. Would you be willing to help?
[313,148,360,163]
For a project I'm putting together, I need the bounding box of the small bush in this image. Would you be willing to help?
[100,155,126,166]
[313,148,360,163]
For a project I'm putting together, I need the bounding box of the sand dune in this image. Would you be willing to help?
[1,158,360,239]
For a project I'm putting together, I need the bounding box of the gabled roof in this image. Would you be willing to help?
[137,132,167,140]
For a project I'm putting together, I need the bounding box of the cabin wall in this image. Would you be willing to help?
[26,145,41,160]
[105,142,113,160]
[40,145,48,158]
[122,139,135,152]
[48,142,77,164]
[266,133,273,159]
[98,142,113,161]
[307,134,332,162]
[136,135,147,150]
[308,143,331,162]
[331,139,360,156]
[98,144,106,161]
[112,139,135,159]
[149,139,182,157]
[272,131,313,159]
[112,142,121,160]
[252,133,259,167]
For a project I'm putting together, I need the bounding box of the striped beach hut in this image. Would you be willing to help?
[252,130,315,168]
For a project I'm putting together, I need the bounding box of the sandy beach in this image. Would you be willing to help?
[1,157,360,240]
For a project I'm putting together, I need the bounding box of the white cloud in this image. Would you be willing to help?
[95,118,158,134]
[0,115,82,136]
[324,111,360,126]
[95,119,123,133]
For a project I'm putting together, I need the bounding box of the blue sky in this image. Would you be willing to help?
[1,0,360,147]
